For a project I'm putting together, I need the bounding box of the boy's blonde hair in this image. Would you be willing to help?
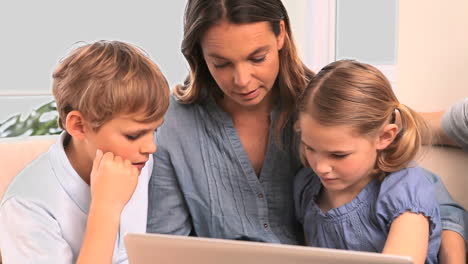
[297,59,430,177]
[52,40,169,130]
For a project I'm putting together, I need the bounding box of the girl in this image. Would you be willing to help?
[294,60,441,264]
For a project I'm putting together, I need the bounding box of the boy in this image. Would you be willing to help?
[0,40,169,263]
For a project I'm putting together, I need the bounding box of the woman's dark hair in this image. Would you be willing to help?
[174,0,313,144]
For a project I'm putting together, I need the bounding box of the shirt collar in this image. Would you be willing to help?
[49,132,91,214]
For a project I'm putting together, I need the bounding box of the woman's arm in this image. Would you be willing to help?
[382,212,429,264]
[147,137,193,235]
[439,230,466,264]
[77,150,139,264]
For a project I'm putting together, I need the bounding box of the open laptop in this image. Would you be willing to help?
[124,233,413,264]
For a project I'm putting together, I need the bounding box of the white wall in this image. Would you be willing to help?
[0,0,188,123]
[286,0,468,111]
[282,0,306,59]
[395,0,468,111]
[0,0,307,125]
[3,1,465,124]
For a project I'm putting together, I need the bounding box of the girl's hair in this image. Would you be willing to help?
[175,0,313,144]
[53,40,170,131]
[297,59,431,176]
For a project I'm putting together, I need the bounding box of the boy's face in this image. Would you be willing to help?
[84,112,163,171]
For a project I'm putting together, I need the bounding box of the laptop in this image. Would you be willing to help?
[124,233,413,264]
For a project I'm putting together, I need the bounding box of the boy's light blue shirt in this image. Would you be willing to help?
[0,133,151,263]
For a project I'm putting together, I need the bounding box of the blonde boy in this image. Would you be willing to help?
[0,41,169,263]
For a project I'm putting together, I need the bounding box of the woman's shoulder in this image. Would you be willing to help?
[162,94,228,131]
[160,95,203,130]
[165,94,197,116]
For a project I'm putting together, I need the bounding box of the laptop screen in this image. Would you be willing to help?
[124,233,413,264]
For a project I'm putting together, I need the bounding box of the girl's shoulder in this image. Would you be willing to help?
[375,166,440,227]
[379,166,434,195]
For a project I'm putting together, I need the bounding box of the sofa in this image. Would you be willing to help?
[3,136,466,208]
[0,135,59,200]
[0,135,58,263]
[0,136,467,262]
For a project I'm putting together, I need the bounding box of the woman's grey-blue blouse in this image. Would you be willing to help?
[147,95,466,245]
[147,96,303,244]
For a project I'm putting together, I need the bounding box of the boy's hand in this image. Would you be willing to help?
[89,149,139,212]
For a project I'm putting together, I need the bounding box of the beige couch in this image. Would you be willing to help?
[0,135,59,200]
[0,135,58,263]
[419,146,468,210]
[0,136,467,263]
[4,137,466,208]
[0,136,468,206]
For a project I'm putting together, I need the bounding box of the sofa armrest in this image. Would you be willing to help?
[0,135,58,200]
[418,145,468,210]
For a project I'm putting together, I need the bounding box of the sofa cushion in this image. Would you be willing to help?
[0,135,58,200]
[419,146,468,211]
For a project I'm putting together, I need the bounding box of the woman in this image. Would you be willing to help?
[147,0,466,260]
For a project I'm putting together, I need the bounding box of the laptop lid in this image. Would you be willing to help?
[124,233,413,264]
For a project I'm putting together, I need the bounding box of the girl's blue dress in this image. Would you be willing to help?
[294,166,441,264]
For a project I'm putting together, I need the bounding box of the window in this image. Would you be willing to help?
[0,0,188,136]
[302,0,398,83]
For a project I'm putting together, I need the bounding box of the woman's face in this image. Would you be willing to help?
[201,20,285,110]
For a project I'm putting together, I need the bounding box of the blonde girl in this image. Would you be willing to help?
[294,60,441,264]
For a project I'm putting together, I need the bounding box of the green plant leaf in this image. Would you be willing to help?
[0,100,62,137]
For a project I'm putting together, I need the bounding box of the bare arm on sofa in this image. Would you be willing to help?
[422,98,468,151]
[421,110,459,147]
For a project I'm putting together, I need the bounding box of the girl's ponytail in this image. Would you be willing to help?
[376,104,431,173]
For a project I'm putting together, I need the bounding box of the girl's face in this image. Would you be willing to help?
[299,114,381,198]
[201,19,285,110]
